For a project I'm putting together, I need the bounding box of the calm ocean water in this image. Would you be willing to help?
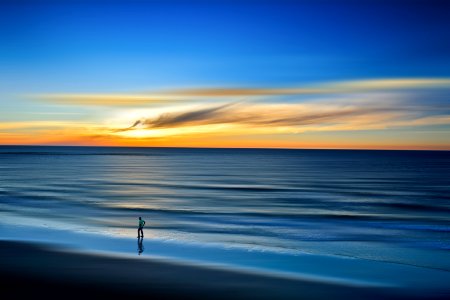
[1,146,449,270]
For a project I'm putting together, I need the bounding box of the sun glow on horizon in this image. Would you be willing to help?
[1,1,449,150]
[1,86,450,149]
[1,78,450,150]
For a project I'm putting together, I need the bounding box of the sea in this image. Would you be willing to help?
[1,146,450,288]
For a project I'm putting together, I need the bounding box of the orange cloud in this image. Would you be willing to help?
[5,77,449,149]
[33,78,450,107]
[113,99,448,135]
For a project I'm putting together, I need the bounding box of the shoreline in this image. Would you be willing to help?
[2,222,450,296]
[2,240,442,300]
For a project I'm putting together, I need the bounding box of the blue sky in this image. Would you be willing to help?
[1,0,449,90]
[1,0,450,148]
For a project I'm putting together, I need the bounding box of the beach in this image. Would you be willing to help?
[3,240,448,300]
[1,222,450,300]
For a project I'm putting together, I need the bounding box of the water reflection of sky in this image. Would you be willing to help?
[1,147,449,272]
[2,221,450,292]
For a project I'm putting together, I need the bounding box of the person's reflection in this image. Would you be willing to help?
[137,237,144,255]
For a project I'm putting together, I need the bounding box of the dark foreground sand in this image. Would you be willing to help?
[0,241,447,300]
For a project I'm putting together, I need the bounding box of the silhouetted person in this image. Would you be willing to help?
[138,216,145,238]
[137,237,144,255]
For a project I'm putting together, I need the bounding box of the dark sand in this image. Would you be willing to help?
[0,241,447,300]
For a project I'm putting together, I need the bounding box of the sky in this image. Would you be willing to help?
[1,0,450,149]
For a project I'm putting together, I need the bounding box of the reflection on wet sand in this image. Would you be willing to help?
[138,237,144,255]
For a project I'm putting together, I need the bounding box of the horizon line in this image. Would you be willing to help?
[0,144,448,151]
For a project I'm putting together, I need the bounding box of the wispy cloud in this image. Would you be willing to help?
[123,103,383,130]
[33,94,180,106]
[132,102,238,129]
[8,77,449,149]
[33,78,450,107]
[113,93,450,138]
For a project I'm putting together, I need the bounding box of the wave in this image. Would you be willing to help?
[1,146,449,276]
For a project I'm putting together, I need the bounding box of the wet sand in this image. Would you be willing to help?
[1,241,448,300]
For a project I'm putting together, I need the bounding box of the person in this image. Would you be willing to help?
[137,216,145,238]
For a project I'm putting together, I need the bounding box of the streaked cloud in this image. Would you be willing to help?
[33,78,450,107]
[0,121,95,130]
[130,102,238,129]
[5,77,449,149]
[169,78,450,97]
[124,102,387,130]
[111,92,450,140]
[325,78,450,91]
[33,94,181,106]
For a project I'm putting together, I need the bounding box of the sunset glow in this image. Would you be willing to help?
[1,1,449,149]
